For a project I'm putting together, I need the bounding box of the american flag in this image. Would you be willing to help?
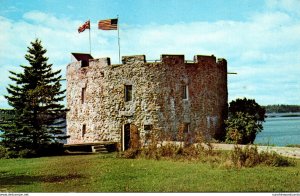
[78,20,90,33]
[98,18,118,30]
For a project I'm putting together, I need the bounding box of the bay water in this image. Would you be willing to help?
[254,114,300,146]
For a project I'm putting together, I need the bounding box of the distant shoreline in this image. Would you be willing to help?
[266,112,300,118]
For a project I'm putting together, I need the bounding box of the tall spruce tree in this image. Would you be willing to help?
[0,39,67,153]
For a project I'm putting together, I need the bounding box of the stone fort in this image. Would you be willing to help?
[66,53,228,151]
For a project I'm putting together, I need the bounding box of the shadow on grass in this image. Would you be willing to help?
[0,173,84,186]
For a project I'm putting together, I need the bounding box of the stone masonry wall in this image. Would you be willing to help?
[66,54,228,147]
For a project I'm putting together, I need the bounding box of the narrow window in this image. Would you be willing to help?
[144,125,152,131]
[82,124,86,137]
[81,87,86,104]
[144,125,152,143]
[125,85,132,102]
[182,85,189,100]
[183,123,190,134]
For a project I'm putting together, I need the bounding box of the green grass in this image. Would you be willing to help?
[0,153,299,192]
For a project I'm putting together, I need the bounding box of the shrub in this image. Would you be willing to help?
[18,149,37,158]
[0,145,7,158]
[122,148,140,159]
[259,151,295,167]
[139,130,162,160]
[231,145,256,167]
[1,146,36,158]
[36,142,65,157]
[0,142,65,159]
[121,128,217,162]
[140,147,161,160]
[181,145,202,160]
[230,145,295,168]
[225,112,262,144]
[159,143,178,158]
[4,150,20,159]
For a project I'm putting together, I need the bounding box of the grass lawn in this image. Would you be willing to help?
[0,153,299,192]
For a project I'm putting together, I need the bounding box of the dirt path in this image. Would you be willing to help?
[212,143,300,159]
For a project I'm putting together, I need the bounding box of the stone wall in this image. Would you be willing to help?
[66,54,228,148]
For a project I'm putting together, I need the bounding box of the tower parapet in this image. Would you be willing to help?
[194,55,216,64]
[161,54,185,64]
[122,55,146,64]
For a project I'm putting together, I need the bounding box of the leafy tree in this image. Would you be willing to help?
[225,112,261,144]
[0,39,67,155]
[225,98,266,144]
[228,98,265,122]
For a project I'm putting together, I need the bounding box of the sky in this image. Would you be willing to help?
[0,0,300,108]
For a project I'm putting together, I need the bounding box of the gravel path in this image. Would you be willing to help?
[212,143,300,159]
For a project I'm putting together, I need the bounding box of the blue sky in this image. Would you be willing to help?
[0,0,300,108]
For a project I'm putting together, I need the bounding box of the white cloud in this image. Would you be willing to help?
[266,0,300,16]
[1,5,300,108]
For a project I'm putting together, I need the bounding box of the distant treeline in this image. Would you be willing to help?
[263,105,300,113]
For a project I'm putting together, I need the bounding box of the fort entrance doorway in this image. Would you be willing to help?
[122,123,139,151]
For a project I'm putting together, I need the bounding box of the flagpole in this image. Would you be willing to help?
[89,20,92,55]
[117,15,121,64]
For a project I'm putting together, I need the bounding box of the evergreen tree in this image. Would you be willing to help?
[0,39,67,154]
